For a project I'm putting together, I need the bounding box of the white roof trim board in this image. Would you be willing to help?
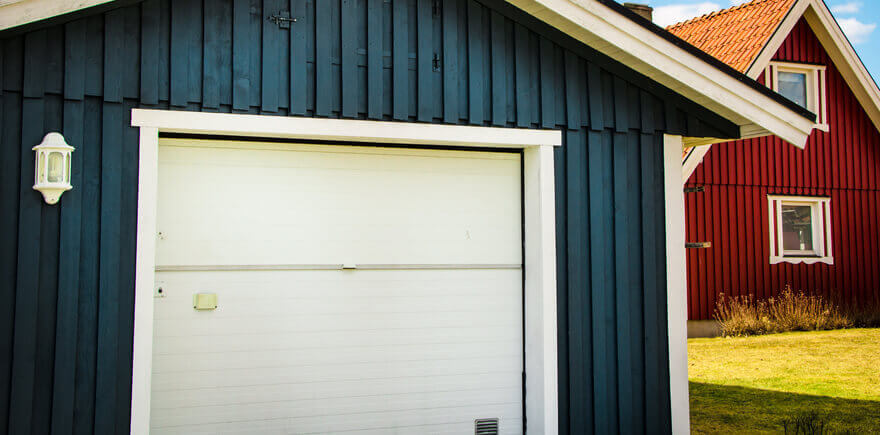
[508,0,814,148]
[0,0,112,31]
[682,0,880,180]
[1,0,815,150]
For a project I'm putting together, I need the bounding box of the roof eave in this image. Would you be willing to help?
[746,0,880,135]
[0,0,114,32]
[508,0,814,148]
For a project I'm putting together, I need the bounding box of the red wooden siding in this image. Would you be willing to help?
[685,18,880,320]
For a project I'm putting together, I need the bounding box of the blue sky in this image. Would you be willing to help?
[646,0,880,84]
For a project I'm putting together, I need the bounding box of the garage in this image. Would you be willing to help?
[149,138,525,434]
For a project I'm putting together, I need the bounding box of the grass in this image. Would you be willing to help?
[689,328,880,434]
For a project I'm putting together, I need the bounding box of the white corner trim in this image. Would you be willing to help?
[131,109,562,148]
[523,144,559,435]
[129,109,560,435]
[506,0,814,148]
[663,134,690,435]
[0,0,112,31]
[130,126,158,435]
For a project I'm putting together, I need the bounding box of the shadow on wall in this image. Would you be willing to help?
[689,382,880,434]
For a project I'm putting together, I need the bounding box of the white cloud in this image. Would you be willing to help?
[831,2,862,14]
[837,17,876,44]
[653,2,722,27]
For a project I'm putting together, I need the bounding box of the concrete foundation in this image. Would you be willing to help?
[687,320,721,338]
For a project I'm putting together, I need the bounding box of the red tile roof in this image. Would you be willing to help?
[667,0,796,72]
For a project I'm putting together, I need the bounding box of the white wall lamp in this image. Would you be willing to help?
[32,132,74,205]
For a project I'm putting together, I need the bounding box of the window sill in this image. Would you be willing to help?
[814,123,829,132]
[770,256,834,265]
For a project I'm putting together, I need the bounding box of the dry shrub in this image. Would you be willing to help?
[714,294,773,337]
[714,287,852,337]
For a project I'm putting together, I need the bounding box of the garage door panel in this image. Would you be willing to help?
[153,324,519,355]
[151,372,520,409]
[153,341,521,373]
[153,270,519,319]
[151,353,522,390]
[152,141,523,434]
[157,141,521,267]
[151,388,522,426]
[153,406,521,435]
[155,311,520,339]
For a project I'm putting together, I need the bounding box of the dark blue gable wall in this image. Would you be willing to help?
[0,0,738,433]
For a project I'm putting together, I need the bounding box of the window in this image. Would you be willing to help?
[768,195,833,264]
[765,62,828,131]
[777,71,807,108]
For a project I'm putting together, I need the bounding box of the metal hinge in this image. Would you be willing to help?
[432,53,441,72]
[432,0,441,17]
[686,242,712,249]
[268,10,296,28]
[684,186,706,193]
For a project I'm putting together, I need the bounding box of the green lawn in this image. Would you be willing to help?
[688,328,880,434]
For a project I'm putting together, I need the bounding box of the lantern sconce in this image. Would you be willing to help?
[32,132,74,205]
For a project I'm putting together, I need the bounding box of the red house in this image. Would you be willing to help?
[669,0,880,334]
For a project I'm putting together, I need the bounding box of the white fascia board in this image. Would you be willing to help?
[0,0,113,31]
[506,0,814,148]
[685,0,880,176]
[803,2,880,134]
[748,0,880,134]
[131,109,563,148]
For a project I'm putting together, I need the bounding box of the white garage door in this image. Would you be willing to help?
[150,139,524,434]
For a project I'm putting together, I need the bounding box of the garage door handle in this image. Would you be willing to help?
[155,263,522,272]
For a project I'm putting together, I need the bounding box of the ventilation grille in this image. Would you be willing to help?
[475,418,499,435]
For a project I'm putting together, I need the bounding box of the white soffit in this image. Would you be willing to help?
[0,0,113,31]
[507,0,814,148]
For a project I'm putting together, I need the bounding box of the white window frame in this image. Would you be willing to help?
[768,195,833,265]
[766,61,829,131]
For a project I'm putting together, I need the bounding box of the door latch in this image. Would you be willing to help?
[268,11,296,28]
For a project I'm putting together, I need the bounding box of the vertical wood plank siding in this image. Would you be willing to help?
[685,18,880,320]
[0,0,737,432]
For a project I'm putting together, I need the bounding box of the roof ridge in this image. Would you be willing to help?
[667,0,778,31]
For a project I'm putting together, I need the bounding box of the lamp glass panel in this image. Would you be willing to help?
[781,204,814,252]
[48,152,64,183]
[37,152,46,183]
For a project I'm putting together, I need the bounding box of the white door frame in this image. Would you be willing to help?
[129,109,562,434]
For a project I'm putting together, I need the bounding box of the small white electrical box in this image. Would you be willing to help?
[193,293,218,310]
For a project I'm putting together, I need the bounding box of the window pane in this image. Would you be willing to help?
[778,71,808,108]
[782,204,813,252]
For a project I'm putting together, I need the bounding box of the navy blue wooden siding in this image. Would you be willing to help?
[0,0,739,433]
